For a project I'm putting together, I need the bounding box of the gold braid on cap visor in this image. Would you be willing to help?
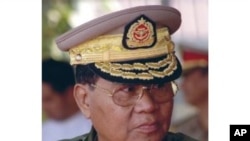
[69,28,175,65]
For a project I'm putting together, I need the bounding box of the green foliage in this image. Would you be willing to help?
[42,0,76,60]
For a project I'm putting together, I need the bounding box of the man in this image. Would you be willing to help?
[55,5,198,141]
[42,59,92,141]
[173,45,208,141]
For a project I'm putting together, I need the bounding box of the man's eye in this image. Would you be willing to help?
[152,84,164,89]
[122,86,137,93]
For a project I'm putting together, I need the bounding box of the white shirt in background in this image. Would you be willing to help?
[42,112,92,141]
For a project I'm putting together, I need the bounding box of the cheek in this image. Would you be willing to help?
[89,93,115,120]
[89,99,114,125]
[89,94,130,139]
[159,101,173,129]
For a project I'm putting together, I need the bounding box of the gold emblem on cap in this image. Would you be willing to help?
[123,15,156,49]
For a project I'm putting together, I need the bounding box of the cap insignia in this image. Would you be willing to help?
[122,15,157,49]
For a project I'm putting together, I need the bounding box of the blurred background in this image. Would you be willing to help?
[42,0,208,140]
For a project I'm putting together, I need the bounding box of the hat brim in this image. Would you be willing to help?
[88,54,182,84]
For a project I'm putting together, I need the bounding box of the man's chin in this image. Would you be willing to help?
[128,130,164,141]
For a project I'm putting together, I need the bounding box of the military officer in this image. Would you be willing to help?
[55,5,198,141]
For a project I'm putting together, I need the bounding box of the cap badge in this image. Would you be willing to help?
[122,15,157,49]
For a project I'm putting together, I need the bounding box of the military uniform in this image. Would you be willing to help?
[173,115,208,141]
[61,128,198,141]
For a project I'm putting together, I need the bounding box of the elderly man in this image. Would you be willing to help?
[56,5,198,141]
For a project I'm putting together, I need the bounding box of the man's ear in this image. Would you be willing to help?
[74,84,91,118]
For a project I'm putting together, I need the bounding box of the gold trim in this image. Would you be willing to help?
[94,53,177,80]
[69,28,174,65]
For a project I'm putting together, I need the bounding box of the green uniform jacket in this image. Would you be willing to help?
[60,128,198,141]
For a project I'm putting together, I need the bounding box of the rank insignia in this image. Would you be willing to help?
[122,15,157,49]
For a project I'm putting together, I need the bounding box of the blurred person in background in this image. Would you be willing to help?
[42,58,92,141]
[173,45,208,141]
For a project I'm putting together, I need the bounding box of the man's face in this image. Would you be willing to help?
[181,68,208,105]
[85,78,174,141]
[42,82,67,120]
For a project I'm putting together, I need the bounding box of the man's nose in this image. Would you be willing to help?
[134,87,158,113]
[137,87,148,100]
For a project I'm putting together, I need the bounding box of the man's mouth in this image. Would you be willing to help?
[136,122,159,134]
